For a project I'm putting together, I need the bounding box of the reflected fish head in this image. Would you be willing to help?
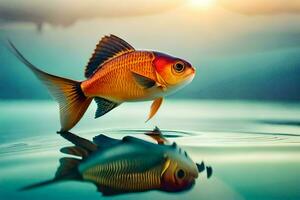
[160,147,199,192]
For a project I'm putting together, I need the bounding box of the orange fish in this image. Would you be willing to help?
[9,35,196,132]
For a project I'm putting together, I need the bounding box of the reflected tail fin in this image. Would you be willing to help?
[20,157,81,191]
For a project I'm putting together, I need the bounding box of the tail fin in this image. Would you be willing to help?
[8,41,92,132]
[21,157,81,191]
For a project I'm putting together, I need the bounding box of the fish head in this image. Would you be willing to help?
[153,52,196,93]
[160,145,199,192]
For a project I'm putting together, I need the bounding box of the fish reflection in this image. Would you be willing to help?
[22,128,212,196]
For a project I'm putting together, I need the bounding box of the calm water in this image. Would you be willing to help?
[0,100,300,200]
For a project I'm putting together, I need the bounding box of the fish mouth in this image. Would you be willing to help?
[161,67,195,93]
[183,66,196,80]
[182,72,195,85]
[191,66,196,74]
[165,72,194,93]
[192,171,199,179]
[189,167,199,179]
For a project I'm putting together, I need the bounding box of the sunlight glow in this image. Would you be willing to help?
[189,0,215,8]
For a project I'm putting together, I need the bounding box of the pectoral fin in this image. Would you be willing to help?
[161,158,171,176]
[146,97,163,122]
[131,71,156,89]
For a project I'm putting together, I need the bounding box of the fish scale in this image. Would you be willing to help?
[82,51,158,102]
[83,159,162,191]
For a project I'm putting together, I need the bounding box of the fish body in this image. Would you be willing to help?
[82,51,158,102]
[82,50,194,102]
[9,35,196,132]
[22,130,201,195]
[80,135,199,193]
[80,137,165,192]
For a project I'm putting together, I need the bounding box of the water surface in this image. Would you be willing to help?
[0,100,300,200]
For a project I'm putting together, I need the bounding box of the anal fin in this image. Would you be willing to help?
[94,97,119,118]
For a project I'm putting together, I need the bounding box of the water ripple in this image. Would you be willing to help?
[0,129,300,157]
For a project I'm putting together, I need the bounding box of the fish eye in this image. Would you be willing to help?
[176,169,185,179]
[173,62,185,73]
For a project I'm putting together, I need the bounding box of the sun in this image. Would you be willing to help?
[189,0,215,8]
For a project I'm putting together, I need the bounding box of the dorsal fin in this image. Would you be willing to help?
[84,34,135,78]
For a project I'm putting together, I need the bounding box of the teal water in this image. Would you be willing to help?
[0,100,300,199]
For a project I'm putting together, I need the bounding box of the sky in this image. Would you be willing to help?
[1,0,300,101]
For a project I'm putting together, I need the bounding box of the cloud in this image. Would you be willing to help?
[0,0,184,30]
[219,0,300,15]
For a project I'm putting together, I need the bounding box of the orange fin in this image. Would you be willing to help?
[85,34,135,78]
[8,41,92,132]
[146,97,163,122]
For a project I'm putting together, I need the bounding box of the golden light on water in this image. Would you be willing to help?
[189,0,215,8]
